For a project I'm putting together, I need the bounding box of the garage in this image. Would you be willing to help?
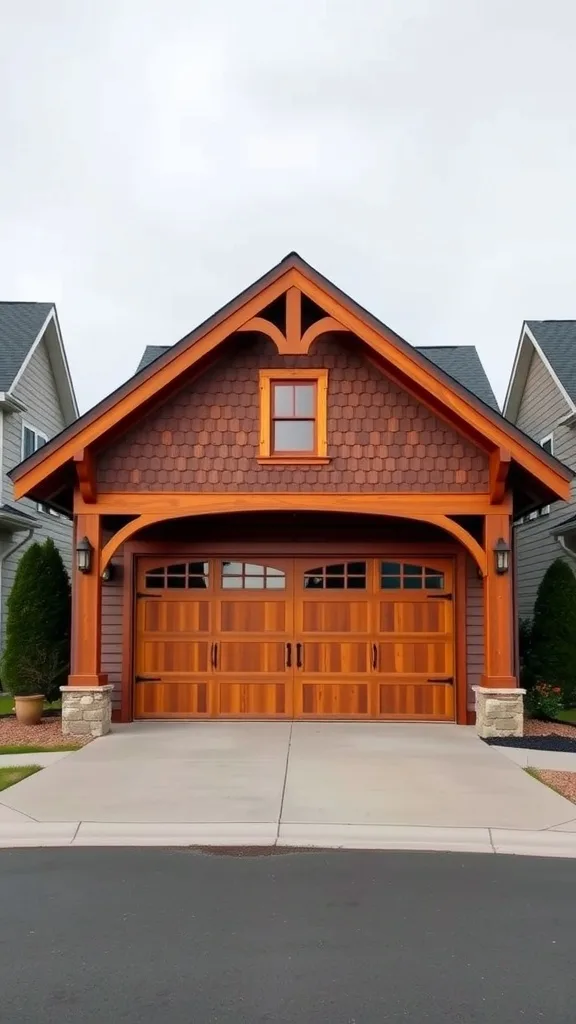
[134,556,454,721]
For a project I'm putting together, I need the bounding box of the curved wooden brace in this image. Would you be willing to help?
[236,317,287,352]
[100,500,487,576]
[300,316,350,353]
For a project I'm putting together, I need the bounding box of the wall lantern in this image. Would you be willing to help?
[76,536,93,574]
[494,537,511,575]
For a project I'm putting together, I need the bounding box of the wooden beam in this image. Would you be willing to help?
[69,513,107,687]
[236,316,287,351]
[285,287,302,352]
[73,449,97,504]
[489,447,511,504]
[301,316,349,352]
[76,490,508,517]
[481,513,516,687]
[99,501,487,576]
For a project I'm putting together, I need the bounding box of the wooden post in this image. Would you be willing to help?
[68,512,108,686]
[481,512,516,688]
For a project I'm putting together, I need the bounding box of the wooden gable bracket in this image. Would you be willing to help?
[237,286,349,354]
[73,449,97,504]
[489,447,511,504]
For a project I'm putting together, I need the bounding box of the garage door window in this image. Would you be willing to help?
[221,562,286,589]
[145,562,209,589]
[304,562,366,589]
[381,562,445,590]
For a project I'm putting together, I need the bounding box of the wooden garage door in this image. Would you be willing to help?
[134,556,454,720]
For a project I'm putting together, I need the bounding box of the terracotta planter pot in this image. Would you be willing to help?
[14,695,44,726]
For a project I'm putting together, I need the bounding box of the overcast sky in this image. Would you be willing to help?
[1,0,575,413]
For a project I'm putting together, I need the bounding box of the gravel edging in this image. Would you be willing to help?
[484,735,576,752]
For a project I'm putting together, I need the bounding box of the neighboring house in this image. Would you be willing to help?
[504,321,576,620]
[0,303,78,649]
[10,255,571,740]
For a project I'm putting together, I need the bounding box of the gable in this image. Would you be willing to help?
[9,253,572,508]
[515,350,572,441]
[0,302,53,391]
[97,334,489,494]
[12,337,68,438]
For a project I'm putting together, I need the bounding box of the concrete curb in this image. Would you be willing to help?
[493,745,576,771]
[1,820,576,856]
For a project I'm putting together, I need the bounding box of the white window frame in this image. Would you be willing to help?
[21,422,58,516]
[539,433,554,516]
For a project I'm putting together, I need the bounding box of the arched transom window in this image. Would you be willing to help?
[145,562,209,589]
[380,562,445,590]
[304,562,367,589]
[221,562,286,589]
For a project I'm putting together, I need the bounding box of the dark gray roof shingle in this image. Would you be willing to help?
[136,342,498,410]
[0,302,54,391]
[525,321,576,404]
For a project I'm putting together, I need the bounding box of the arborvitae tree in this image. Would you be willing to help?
[2,538,71,701]
[527,557,576,705]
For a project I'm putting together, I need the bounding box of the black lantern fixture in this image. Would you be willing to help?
[76,536,93,574]
[494,537,511,575]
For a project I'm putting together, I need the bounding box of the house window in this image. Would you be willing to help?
[258,369,328,462]
[539,434,554,515]
[145,561,210,589]
[22,425,57,515]
[380,562,445,590]
[304,562,367,589]
[221,562,285,589]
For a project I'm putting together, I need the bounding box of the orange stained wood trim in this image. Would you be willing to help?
[481,512,516,688]
[77,490,510,517]
[99,499,488,576]
[13,267,302,499]
[13,264,571,504]
[455,550,468,725]
[258,368,329,459]
[236,316,287,351]
[73,450,96,504]
[69,513,107,687]
[489,447,511,504]
[120,544,135,722]
[285,286,302,351]
[300,316,349,351]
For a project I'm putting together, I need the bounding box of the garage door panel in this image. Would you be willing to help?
[218,640,287,674]
[219,682,290,716]
[297,681,371,717]
[379,600,450,634]
[378,641,452,676]
[301,600,369,634]
[378,682,454,720]
[140,639,212,674]
[219,600,287,634]
[303,641,370,674]
[135,681,210,718]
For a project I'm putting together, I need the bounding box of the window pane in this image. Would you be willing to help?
[304,574,324,589]
[23,427,36,459]
[273,384,294,416]
[245,563,264,575]
[222,561,243,575]
[146,574,165,589]
[188,576,208,589]
[404,564,422,576]
[381,576,401,589]
[294,384,315,416]
[273,420,314,452]
[167,563,186,575]
[347,561,366,575]
[347,576,366,589]
[381,562,400,575]
[189,562,209,575]
[404,577,423,589]
[326,576,345,589]
[222,576,242,588]
[266,576,286,589]
[35,435,47,451]
[425,575,444,590]
[326,563,345,576]
[267,567,284,576]
[244,575,265,589]
[167,576,186,589]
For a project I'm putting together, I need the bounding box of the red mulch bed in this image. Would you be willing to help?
[534,770,576,804]
[0,716,91,747]
[524,718,576,739]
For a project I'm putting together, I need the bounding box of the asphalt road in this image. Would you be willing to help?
[0,848,574,1023]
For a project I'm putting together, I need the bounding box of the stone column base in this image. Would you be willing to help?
[472,686,526,739]
[60,685,113,738]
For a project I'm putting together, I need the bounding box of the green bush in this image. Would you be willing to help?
[525,683,564,720]
[526,558,576,706]
[1,538,71,702]
[518,617,533,687]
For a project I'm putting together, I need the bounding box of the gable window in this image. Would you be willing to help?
[22,425,57,516]
[258,369,328,463]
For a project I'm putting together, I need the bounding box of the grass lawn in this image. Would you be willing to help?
[0,765,42,791]
[554,709,576,725]
[0,695,61,717]
[0,744,80,754]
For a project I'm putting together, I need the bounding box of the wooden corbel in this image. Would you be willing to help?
[489,447,511,504]
[74,449,97,504]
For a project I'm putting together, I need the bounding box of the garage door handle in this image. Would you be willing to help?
[286,642,292,668]
[427,677,454,684]
[296,643,303,669]
[372,643,378,670]
[211,642,218,669]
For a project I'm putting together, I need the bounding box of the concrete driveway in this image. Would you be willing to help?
[2,722,576,853]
